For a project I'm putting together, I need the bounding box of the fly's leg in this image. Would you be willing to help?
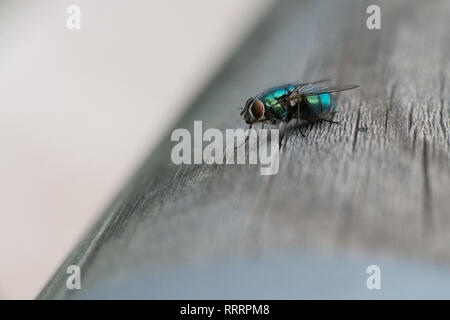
[278,123,286,150]
[303,101,340,125]
[321,118,340,124]
[241,122,266,148]
[245,124,252,143]
[295,102,307,137]
[237,124,252,149]
[260,123,265,149]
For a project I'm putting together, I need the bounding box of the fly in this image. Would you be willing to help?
[240,79,359,136]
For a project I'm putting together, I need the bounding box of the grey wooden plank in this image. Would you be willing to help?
[39,0,450,299]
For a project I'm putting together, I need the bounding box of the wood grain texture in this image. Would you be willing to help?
[39,0,450,299]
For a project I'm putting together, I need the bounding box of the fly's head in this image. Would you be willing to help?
[241,97,265,124]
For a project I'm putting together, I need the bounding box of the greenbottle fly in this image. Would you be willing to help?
[240,79,358,136]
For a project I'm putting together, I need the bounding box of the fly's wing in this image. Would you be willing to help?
[264,79,331,96]
[290,79,331,87]
[288,83,359,100]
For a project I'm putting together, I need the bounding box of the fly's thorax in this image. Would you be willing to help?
[260,89,291,120]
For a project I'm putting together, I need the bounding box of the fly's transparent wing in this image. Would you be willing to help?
[289,83,359,99]
[290,79,331,88]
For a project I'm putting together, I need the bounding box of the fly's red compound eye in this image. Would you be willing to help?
[250,100,264,119]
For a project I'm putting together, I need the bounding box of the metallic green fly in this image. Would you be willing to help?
[240,79,359,135]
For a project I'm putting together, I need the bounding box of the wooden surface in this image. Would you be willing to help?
[39,0,450,299]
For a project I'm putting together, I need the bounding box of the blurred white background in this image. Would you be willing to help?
[0,0,272,299]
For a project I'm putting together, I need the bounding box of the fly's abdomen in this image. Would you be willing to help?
[305,93,335,116]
